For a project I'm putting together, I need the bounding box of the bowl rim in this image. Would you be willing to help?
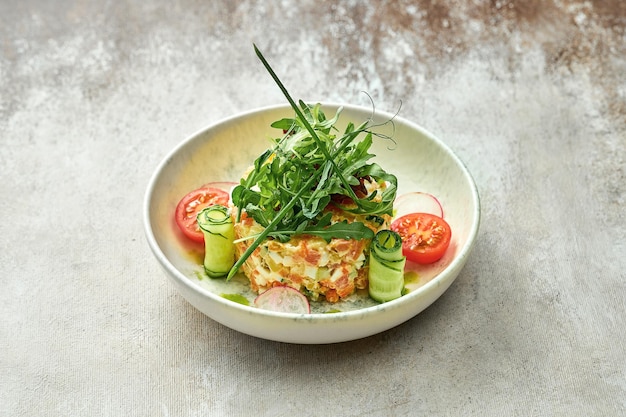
[143,102,481,322]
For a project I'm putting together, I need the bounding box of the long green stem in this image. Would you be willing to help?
[228,45,386,280]
[253,44,361,203]
[227,171,321,280]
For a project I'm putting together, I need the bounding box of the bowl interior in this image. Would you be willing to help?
[144,103,480,341]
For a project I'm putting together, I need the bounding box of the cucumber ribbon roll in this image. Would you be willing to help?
[196,205,235,278]
[368,230,406,302]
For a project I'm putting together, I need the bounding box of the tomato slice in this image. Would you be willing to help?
[174,187,230,243]
[390,213,451,264]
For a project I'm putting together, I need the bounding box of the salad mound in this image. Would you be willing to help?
[229,103,397,302]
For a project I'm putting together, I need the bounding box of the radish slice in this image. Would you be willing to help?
[254,286,311,314]
[394,192,444,219]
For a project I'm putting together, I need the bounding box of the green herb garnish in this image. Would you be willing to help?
[226,45,397,280]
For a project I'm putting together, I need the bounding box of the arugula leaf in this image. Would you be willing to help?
[303,220,375,242]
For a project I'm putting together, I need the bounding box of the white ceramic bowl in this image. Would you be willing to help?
[144,103,480,344]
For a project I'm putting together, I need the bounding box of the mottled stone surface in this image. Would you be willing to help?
[1,1,624,415]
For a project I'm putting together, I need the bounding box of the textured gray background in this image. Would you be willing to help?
[1,1,624,416]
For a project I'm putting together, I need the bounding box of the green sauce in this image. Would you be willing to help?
[221,293,250,306]
[404,271,420,285]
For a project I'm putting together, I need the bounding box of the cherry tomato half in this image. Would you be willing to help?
[174,187,230,243]
[390,212,452,264]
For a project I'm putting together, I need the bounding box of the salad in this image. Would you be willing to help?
[173,45,452,313]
